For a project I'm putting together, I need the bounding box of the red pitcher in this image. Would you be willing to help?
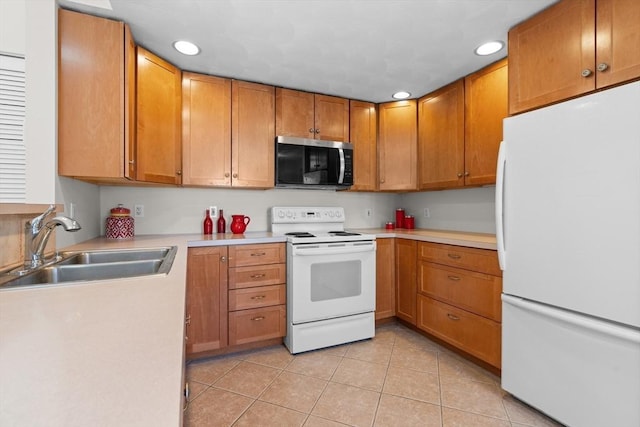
[230,215,251,234]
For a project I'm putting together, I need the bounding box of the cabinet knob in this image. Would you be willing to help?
[447,275,461,281]
[447,313,460,321]
[176,170,182,176]
[597,63,609,72]
[224,172,230,177]
[581,69,593,77]
[309,128,315,133]
[457,173,463,178]
[315,128,320,134]
[251,316,265,321]
[232,173,238,178]
[220,256,227,262]
[464,171,469,177]
[129,160,135,164]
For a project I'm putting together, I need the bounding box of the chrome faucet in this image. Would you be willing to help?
[24,205,81,269]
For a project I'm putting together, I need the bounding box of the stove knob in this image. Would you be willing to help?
[328,211,334,218]
[286,210,293,218]
[335,210,342,218]
[277,210,285,218]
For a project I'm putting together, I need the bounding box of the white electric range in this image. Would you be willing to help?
[271,207,377,353]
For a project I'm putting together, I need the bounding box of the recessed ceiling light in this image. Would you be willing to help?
[173,40,200,56]
[392,91,411,100]
[474,41,504,56]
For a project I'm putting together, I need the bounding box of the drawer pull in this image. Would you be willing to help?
[447,275,461,281]
[447,253,461,260]
[251,316,265,321]
[250,273,266,279]
[250,252,266,257]
[250,295,266,300]
[447,313,460,321]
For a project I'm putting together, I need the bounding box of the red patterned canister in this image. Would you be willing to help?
[106,204,135,239]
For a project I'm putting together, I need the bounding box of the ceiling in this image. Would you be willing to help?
[58,0,557,103]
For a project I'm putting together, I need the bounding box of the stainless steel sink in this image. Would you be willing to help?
[0,246,177,289]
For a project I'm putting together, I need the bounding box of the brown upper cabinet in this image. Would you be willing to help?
[181,76,275,188]
[182,73,232,187]
[349,100,378,191]
[378,100,418,191]
[418,60,508,189]
[276,88,349,142]
[58,9,136,183]
[135,47,182,184]
[231,81,276,188]
[509,0,640,114]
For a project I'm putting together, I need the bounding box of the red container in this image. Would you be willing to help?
[395,208,405,228]
[385,222,395,230]
[105,204,134,239]
[404,215,415,229]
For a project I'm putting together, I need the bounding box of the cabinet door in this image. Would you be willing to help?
[378,100,417,191]
[136,47,182,184]
[182,73,231,186]
[375,238,395,320]
[314,94,349,142]
[418,81,464,190]
[186,247,228,356]
[58,9,134,181]
[595,0,640,88]
[464,59,508,186]
[395,239,417,325]
[232,81,275,188]
[275,88,315,139]
[349,101,377,191]
[508,0,595,114]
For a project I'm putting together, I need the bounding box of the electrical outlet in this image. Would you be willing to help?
[209,206,218,218]
[365,208,373,218]
[134,204,144,218]
[424,208,430,218]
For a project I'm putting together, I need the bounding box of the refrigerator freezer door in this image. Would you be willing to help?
[502,294,640,427]
[500,81,640,327]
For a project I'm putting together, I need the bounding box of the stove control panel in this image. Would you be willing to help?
[271,207,344,223]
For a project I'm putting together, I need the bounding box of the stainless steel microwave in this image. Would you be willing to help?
[275,136,353,190]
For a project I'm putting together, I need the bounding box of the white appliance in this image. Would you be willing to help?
[496,81,640,427]
[270,207,376,353]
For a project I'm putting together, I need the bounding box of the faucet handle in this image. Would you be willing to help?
[27,204,55,232]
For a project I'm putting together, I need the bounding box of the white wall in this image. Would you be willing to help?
[100,187,398,234]
[399,186,496,234]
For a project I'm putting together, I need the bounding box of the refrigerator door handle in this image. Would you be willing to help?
[495,140,507,270]
[502,294,640,345]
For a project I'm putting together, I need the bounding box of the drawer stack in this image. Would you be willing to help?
[227,243,287,346]
[416,242,502,368]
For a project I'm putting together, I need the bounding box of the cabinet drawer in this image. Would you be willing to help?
[418,262,502,321]
[229,284,286,311]
[228,263,285,289]
[418,242,501,276]
[228,305,286,346]
[228,243,285,267]
[417,295,501,368]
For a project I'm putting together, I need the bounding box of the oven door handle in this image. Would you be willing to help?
[292,243,375,256]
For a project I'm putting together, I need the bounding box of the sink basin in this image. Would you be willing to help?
[0,246,177,289]
[57,247,172,265]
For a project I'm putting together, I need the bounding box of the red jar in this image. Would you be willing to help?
[404,215,415,229]
[105,204,134,239]
[395,208,405,228]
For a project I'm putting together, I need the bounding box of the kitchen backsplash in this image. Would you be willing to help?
[53,178,496,250]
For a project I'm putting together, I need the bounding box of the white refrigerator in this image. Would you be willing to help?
[496,81,640,427]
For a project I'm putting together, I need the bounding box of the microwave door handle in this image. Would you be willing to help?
[337,148,345,184]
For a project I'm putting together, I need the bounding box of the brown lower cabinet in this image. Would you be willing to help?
[186,243,286,359]
[415,241,502,368]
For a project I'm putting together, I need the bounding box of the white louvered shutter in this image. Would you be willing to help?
[0,54,26,203]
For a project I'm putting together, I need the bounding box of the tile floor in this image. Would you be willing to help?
[184,322,563,427]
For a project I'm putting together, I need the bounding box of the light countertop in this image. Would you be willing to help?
[0,228,494,426]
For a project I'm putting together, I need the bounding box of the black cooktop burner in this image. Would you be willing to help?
[328,231,361,236]
[285,232,315,238]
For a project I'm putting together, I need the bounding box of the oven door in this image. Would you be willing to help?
[288,240,376,324]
